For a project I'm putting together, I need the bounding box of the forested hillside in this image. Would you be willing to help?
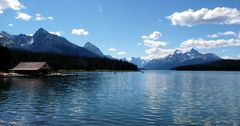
[174,60,240,71]
[0,46,138,71]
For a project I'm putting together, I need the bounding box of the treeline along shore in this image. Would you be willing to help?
[174,60,240,71]
[0,46,138,71]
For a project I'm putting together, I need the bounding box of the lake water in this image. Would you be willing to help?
[0,71,240,125]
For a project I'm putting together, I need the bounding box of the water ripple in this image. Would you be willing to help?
[0,71,240,125]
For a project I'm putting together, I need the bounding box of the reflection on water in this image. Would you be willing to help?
[0,71,240,125]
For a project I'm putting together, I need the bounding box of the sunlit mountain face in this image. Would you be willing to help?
[129,49,221,69]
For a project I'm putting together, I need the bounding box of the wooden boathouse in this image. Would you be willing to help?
[10,62,51,76]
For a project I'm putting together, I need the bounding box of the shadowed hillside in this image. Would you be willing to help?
[0,46,138,71]
[0,46,11,71]
[174,60,240,71]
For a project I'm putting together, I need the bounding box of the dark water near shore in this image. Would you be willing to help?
[0,71,240,125]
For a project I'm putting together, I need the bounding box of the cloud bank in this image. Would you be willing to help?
[181,38,240,49]
[167,7,240,27]
[207,31,237,38]
[16,12,32,21]
[108,48,116,52]
[0,0,23,14]
[141,31,173,60]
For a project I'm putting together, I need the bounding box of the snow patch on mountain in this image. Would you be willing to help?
[143,48,221,70]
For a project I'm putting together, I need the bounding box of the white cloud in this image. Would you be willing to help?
[107,48,126,56]
[35,13,54,21]
[141,35,148,39]
[167,7,240,27]
[0,0,23,14]
[108,48,116,52]
[143,39,167,48]
[49,31,62,36]
[207,31,237,38]
[8,23,13,27]
[222,56,232,59]
[181,38,240,49]
[47,16,54,20]
[149,31,162,40]
[35,16,44,21]
[35,13,45,21]
[142,31,162,40]
[142,48,174,60]
[35,13,41,17]
[207,34,219,38]
[219,31,237,36]
[16,12,32,21]
[222,56,240,60]
[71,28,89,36]
[141,31,169,60]
[142,31,166,48]
[118,51,126,55]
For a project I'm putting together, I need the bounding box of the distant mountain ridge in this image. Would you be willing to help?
[83,42,105,57]
[129,49,221,70]
[0,28,222,70]
[128,57,148,68]
[0,28,98,57]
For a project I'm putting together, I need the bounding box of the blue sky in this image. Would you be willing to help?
[1,0,240,60]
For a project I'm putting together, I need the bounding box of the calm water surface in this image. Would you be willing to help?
[0,71,240,125]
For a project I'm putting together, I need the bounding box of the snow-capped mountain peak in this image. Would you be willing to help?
[143,48,221,70]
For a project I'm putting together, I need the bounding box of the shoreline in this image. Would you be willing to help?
[0,70,141,78]
[58,69,140,73]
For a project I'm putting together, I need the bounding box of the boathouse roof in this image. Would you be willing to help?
[11,62,50,71]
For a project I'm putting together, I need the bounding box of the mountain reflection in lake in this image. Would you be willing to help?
[0,71,240,125]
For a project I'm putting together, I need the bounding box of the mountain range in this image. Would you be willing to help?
[129,49,221,70]
[0,28,104,57]
[0,28,222,70]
